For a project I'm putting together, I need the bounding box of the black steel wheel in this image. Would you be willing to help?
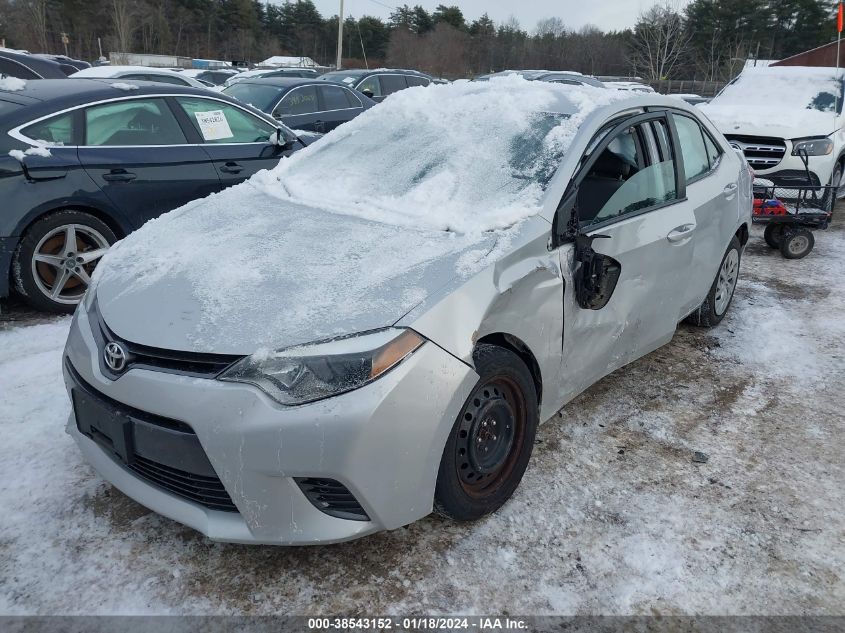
[434,344,538,521]
[763,223,784,249]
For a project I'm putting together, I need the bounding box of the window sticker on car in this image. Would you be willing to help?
[342,77,355,84]
[194,110,234,140]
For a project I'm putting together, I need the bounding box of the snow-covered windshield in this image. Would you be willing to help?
[254,76,626,234]
[714,67,845,114]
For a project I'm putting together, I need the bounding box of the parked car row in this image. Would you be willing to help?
[56,78,752,545]
[0,78,314,311]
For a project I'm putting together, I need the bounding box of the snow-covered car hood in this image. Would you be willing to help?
[700,104,839,140]
[93,183,496,355]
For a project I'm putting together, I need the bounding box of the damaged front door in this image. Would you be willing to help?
[554,112,696,399]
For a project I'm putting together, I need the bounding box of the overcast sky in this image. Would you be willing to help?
[309,0,692,32]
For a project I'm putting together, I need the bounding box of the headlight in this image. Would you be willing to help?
[219,328,425,405]
[792,137,834,156]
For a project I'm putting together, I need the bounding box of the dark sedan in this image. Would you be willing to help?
[222,78,375,133]
[318,68,432,102]
[0,78,312,312]
[0,50,70,79]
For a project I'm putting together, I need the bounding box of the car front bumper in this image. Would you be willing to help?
[63,306,478,545]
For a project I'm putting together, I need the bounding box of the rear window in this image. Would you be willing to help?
[223,83,286,112]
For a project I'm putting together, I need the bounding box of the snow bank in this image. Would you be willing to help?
[253,76,627,235]
[0,76,26,91]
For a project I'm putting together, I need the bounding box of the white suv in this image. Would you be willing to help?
[702,66,845,210]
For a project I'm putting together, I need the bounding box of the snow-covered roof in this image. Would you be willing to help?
[70,65,185,77]
[260,56,318,68]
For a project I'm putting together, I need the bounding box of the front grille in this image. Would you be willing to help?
[295,477,370,521]
[89,299,243,379]
[130,456,237,512]
[726,134,787,170]
[67,359,238,513]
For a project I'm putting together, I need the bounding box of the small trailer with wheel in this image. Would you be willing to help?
[752,182,833,259]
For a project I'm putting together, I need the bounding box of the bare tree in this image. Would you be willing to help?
[111,0,135,54]
[24,0,49,52]
[630,3,689,80]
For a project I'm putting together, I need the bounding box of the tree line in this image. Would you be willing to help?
[0,0,838,80]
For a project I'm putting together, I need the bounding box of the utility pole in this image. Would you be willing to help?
[61,32,69,57]
[336,0,344,70]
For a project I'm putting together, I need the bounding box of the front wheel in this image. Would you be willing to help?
[434,344,539,521]
[13,210,116,313]
[763,223,784,249]
[824,162,842,213]
[685,236,742,328]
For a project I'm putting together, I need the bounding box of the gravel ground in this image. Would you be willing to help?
[1,214,843,615]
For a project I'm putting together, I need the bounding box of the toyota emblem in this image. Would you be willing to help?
[104,341,128,373]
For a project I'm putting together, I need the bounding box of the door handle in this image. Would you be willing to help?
[723,183,738,196]
[667,223,696,243]
[102,169,136,182]
[219,162,243,174]
[314,121,325,133]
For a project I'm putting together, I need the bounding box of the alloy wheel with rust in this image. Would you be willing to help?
[435,344,539,521]
[14,211,116,313]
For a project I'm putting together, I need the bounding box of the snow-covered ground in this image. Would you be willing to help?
[1,216,843,615]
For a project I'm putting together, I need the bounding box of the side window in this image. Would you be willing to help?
[21,112,77,144]
[577,121,677,226]
[380,75,408,95]
[120,74,149,81]
[85,98,186,146]
[406,76,430,87]
[356,76,381,97]
[703,131,722,168]
[320,85,352,110]
[274,86,319,116]
[148,74,190,86]
[673,114,710,183]
[176,97,275,143]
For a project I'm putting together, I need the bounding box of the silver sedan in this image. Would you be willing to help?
[63,79,752,544]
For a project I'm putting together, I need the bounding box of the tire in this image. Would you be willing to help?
[685,236,742,328]
[763,223,784,249]
[434,344,539,521]
[824,162,842,213]
[779,227,814,259]
[13,210,116,314]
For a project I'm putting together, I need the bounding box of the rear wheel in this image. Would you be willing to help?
[434,344,538,521]
[763,223,784,249]
[779,227,814,259]
[13,210,115,313]
[685,236,741,328]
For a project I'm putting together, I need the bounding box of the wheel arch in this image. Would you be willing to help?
[13,204,129,243]
[474,332,543,407]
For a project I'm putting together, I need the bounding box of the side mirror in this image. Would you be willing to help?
[271,127,295,150]
[573,234,621,310]
[361,89,374,99]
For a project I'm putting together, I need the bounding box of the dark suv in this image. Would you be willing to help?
[0,78,312,312]
[318,69,432,102]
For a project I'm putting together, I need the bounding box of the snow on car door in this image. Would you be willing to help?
[556,114,696,401]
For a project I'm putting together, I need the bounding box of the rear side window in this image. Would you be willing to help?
[21,112,77,144]
[703,132,722,168]
[320,85,352,110]
[673,114,710,183]
[176,97,275,143]
[406,76,430,87]
[380,75,408,95]
[275,86,318,116]
[85,98,186,146]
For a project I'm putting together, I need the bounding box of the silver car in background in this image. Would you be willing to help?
[63,78,751,544]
